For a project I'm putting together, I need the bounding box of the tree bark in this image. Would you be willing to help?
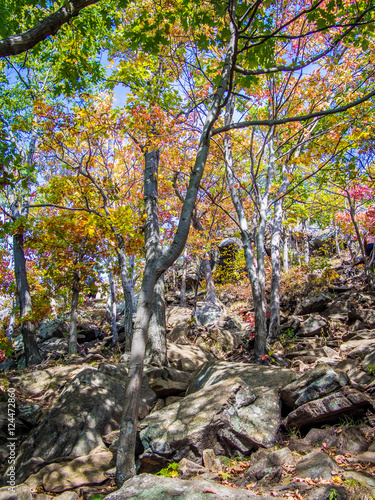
[283,227,289,271]
[13,231,41,365]
[180,248,187,306]
[109,269,118,347]
[68,267,80,355]
[269,175,290,342]
[115,12,238,485]
[117,244,134,352]
[143,149,167,367]
[203,256,219,304]
[0,0,101,57]
[68,236,87,355]
[303,219,310,265]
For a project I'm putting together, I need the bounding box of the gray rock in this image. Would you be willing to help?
[341,469,375,489]
[104,473,274,499]
[167,342,216,369]
[17,402,42,427]
[281,364,348,408]
[25,446,112,493]
[9,367,125,484]
[295,451,340,479]
[305,485,348,500]
[186,361,297,395]
[55,493,78,500]
[139,377,281,468]
[298,315,328,337]
[166,307,193,328]
[38,320,67,342]
[195,303,224,326]
[295,295,330,315]
[244,447,296,483]
[284,387,372,428]
[0,484,31,500]
[303,426,368,455]
[340,339,375,358]
[146,367,192,397]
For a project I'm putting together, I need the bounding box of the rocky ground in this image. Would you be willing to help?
[1,257,375,499]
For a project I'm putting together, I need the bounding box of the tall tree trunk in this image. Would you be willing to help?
[117,244,133,352]
[334,225,341,257]
[6,298,17,340]
[109,269,118,347]
[283,227,289,271]
[180,247,187,306]
[144,149,167,367]
[12,218,41,366]
[203,255,219,304]
[115,16,238,484]
[68,237,87,355]
[68,267,80,355]
[303,219,310,265]
[269,175,290,342]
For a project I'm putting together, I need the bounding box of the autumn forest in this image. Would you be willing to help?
[1,0,375,497]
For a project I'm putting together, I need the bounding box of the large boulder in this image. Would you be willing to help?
[284,386,372,428]
[104,473,274,500]
[195,302,224,326]
[166,307,193,328]
[281,364,348,408]
[295,295,330,315]
[297,315,328,337]
[0,484,32,500]
[167,342,216,370]
[186,361,297,395]
[146,367,192,397]
[25,446,113,493]
[8,365,155,485]
[139,377,282,468]
[295,451,341,480]
[38,319,68,342]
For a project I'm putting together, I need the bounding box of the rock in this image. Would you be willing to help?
[340,339,375,358]
[37,337,69,357]
[303,426,368,455]
[281,364,348,408]
[10,367,126,484]
[104,473,275,499]
[350,451,375,464]
[186,361,297,395]
[295,295,330,315]
[202,449,222,472]
[166,307,193,328]
[25,446,112,493]
[298,315,328,337]
[305,485,348,500]
[55,493,78,500]
[195,302,224,326]
[17,401,42,427]
[38,319,67,342]
[168,324,190,344]
[0,484,32,500]
[165,396,183,406]
[77,324,104,343]
[216,315,243,331]
[243,447,296,484]
[295,451,340,479]
[139,377,281,468]
[178,458,207,477]
[341,469,375,489]
[204,326,240,352]
[284,387,372,428]
[146,367,192,397]
[167,342,215,369]
[176,358,197,372]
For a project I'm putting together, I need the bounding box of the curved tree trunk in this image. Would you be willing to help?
[115,17,238,484]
